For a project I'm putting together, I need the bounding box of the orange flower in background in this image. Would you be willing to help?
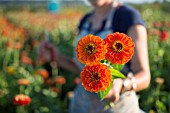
[21,56,33,65]
[44,78,54,85]
[35,69,49,79]
[15,42,23,50]
[76,34,107,65]
[80,64,111,93]
[54,76,66,85]
[31,39,40,47]
[6,41,23,50]
[74,77,81,85]
[67,91,74,99]
[17,78,30,86]
[155,77,164,85]
[50,87,60,93]
[20,52,33,65]
[104,32,135,64]
[13,94,31,106]
[21,51,28,57]
[6,40,15,49]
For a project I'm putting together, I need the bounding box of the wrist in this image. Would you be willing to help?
[129,76,137,91]
[121,72,137,92]
[121,78,132,92]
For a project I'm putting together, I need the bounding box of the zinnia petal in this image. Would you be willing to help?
[76,34,107,65]
[80,64,111,93]
[104,32,135,64]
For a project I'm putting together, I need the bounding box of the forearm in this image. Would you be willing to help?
[121,70,150,93]
[122,24,151,92]
[133,70,150,92]
[55,55,81,74]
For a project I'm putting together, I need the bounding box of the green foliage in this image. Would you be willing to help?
[136,3,170,113]
[110,68,126,79]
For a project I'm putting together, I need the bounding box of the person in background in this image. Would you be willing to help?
[39,0,151,113]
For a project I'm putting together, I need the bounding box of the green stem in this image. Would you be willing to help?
[19,106,25,113]
[3,50,11,71]
[19,85,24,94]
[14,49,19,66]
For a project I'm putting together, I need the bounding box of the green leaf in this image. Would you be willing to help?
[111,64,124,71]
[100,59,108,64]
[109,68,126,79]
[98,81,113,100]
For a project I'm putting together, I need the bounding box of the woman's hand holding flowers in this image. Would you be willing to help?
[105,78,123,103]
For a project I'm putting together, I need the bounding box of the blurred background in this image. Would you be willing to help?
[0,0,170,113]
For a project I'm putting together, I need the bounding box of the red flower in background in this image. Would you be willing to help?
[13,94,31,106]
[160,30,168,41]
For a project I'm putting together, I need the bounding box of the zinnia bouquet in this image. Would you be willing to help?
[75,32,135,100]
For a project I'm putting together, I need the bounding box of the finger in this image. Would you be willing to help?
[105,88,114,99]
[113,93,120,103]
[105,92,115,102]
[104,96,115,102]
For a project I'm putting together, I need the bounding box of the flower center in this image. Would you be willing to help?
[90,72,100,82]
[112,41,124,52]
[85,43,96,54]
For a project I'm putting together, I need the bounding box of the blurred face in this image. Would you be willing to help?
[88,0,113,7]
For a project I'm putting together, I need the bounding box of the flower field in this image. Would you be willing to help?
[0,2,170,113]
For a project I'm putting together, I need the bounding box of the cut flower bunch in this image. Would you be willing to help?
[75,32,135,100]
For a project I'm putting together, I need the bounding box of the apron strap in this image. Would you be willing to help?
[104,8,116,29]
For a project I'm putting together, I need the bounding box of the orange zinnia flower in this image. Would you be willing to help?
[76,34,106,65]
[80,64,111,93]
[17,78,30,86]
[13,94,31,106]
[35,69,49,79]
[54,76,66,85]
[104,32,135,64]
[21,55,33,65]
